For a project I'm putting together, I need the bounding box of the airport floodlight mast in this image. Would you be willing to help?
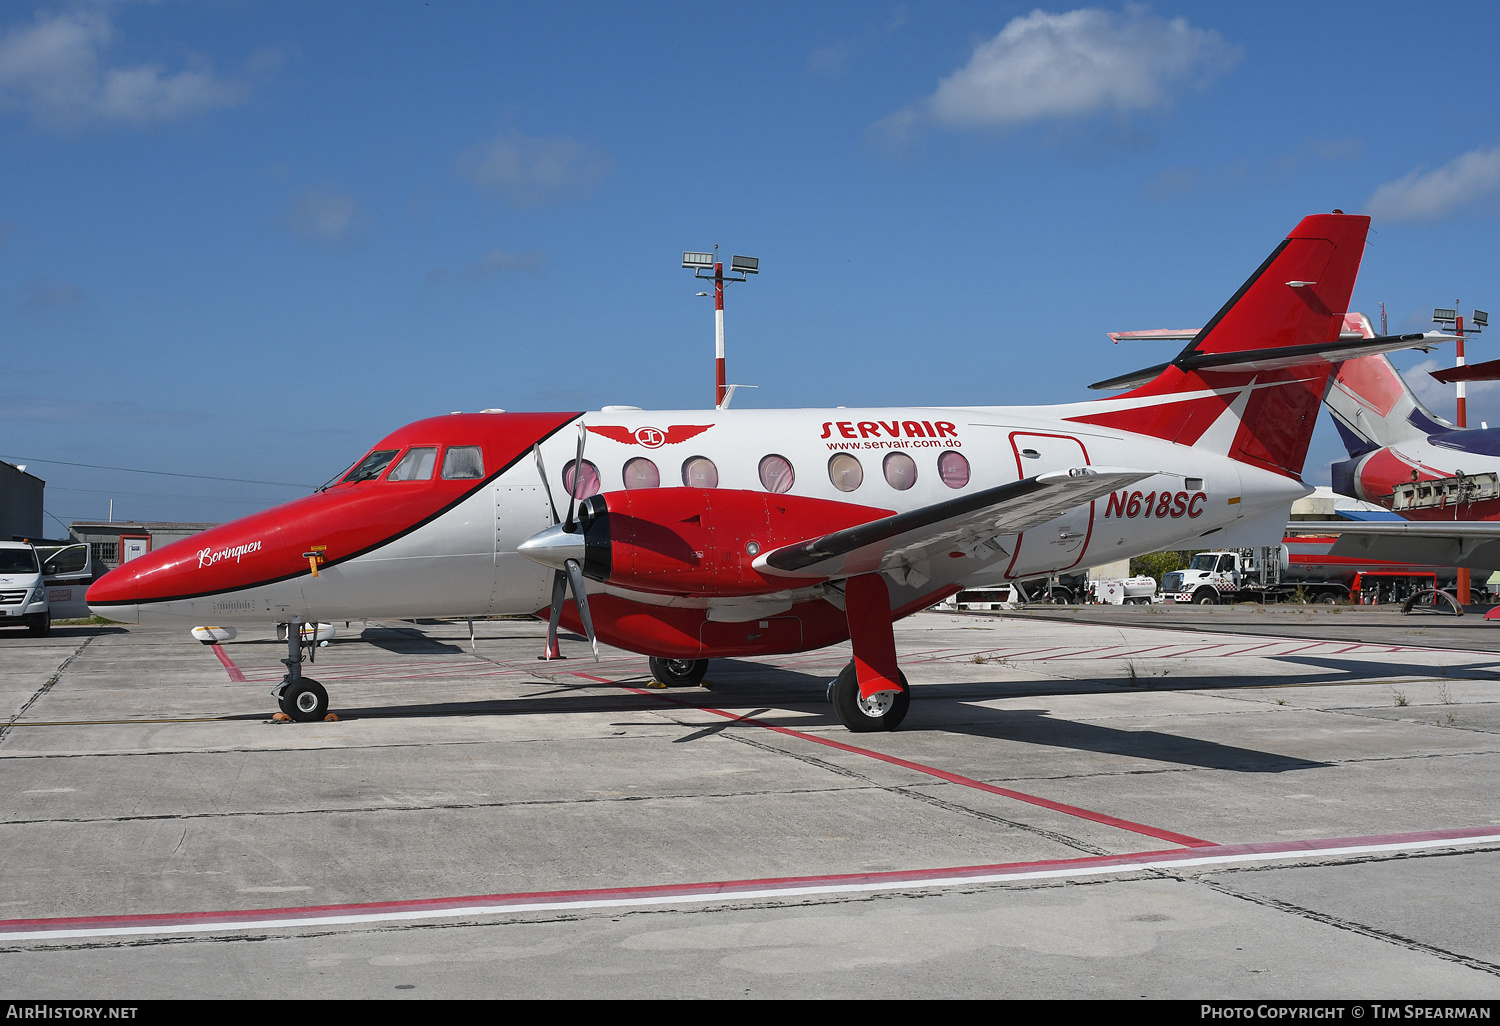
[682,246,759,408]
[1432,306,1488,427]
[1432,305,1487,605]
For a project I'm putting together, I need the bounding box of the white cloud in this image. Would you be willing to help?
[1365,147,1500,223]
[457,129,612,207]
[0,8,244,129]
[279,189,362,246]
[879,6,1238,138]
[427,248,547,286]
[1405,357,1500,424]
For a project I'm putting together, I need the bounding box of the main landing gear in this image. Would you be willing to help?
[828,661,910,732]
[272,617,330,722]
[648,657,708,688]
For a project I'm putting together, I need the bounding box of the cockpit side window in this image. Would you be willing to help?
[387,446,438,482]
[343,449,400,484]
[441,445,485,480]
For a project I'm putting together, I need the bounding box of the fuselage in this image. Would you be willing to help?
[86,402,1306,658]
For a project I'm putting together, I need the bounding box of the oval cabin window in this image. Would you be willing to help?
[883,451,917,490]
[681,456,719,489]
[828,453,863,492]
[759,454,795,493]
[937,450,969,489]
[622,457,660,489]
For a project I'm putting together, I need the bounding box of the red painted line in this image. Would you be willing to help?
[571,671,1212,849]
[2,824,1494,937]
[210,645,245,683]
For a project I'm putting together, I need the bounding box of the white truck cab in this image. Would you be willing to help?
[0,540,96,636]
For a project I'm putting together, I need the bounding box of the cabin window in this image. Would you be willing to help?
[441,446,485,480]
[883,452,917,490]
[759,454,795,493]
[828,453,863,492]
[938,450,969,489]
[682,456,719,489]
[564,459,602,498]
[343,449,399,483]
[622,457,660,490]
[386,446,437,482]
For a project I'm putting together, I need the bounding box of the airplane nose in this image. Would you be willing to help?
[86,558,141,621]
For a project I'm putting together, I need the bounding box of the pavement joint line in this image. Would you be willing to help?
[1194,876,1500,978]
[0,635,97,746]
[1,826,1494,943]
[571,671,1214,849]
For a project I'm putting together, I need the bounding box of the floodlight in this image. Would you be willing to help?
[730,255,759,275]
[682,251,714,269]
[1474,310,1489,328]
[1434,308,1457,324]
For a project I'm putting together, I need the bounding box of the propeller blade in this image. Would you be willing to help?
[533,444,560,526]
[564,422,587,532]
[544,568,566,659]
[564,557,599,661]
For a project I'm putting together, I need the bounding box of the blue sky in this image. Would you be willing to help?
[2,1,1498,529]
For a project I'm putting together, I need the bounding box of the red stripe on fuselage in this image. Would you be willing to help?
[87,412,579,607]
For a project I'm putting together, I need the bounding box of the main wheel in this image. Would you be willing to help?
[648,657,708,687]
[828,661,910,732]
[279,678,329,722]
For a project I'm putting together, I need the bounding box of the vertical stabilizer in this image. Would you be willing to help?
[1067,212,1371,479]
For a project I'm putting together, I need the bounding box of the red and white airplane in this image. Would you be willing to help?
[88,213,1418,730]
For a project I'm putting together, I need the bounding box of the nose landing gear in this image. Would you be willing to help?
[271,617,330,722]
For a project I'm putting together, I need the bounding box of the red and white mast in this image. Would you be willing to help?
[683,247,759,409]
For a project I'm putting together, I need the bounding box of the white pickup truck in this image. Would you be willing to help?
[0,540,97,635]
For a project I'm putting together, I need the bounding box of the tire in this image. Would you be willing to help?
[28,611,50,637]
[1048,588,1073,605]
[828,661,910,732]
[648,657,708,688]
[279,678,328,722]
[1318,593,1338,605]
[1193,589,1217,606]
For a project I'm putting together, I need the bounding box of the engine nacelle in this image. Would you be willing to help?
[567,488,891,597]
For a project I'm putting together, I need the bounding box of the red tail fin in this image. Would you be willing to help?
[1068,212,1371,478]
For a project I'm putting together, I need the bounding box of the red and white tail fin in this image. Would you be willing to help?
[1069,212,1371,479]
[1326,345,1453,455]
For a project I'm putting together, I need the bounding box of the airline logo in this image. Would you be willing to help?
[586,425,713,448]
[197,540,263,569]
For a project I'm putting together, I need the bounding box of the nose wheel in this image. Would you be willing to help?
[648,657,708,687]
[272,617,333,722]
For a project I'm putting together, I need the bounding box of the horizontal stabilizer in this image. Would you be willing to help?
[1298,520,1500,572]
[1430,356,1500,384]
[756,466,1153,579]
[1089,332,1452,391]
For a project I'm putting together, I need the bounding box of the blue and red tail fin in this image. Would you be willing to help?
[1069,212,1371,479]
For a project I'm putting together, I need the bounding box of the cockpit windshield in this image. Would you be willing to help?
[342,449,400,484]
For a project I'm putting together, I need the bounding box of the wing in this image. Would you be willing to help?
[1299,520,1500,572]
[753,466,1155,580]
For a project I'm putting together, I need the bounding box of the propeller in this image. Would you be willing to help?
[527,425,599,661]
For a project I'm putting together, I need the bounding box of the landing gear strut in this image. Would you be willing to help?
[648,657,708,687]
[271,617,329,722]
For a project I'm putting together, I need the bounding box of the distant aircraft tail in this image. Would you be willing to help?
[1325,348,1453,456]
[1069,212,1372,479]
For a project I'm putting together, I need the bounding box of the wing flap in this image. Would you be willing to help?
[1298,520,1500,571]
[754,467,1154,580]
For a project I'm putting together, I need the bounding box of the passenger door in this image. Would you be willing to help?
[39,544,94,619]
